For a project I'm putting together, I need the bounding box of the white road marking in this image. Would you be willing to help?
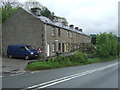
[26,63,118,89]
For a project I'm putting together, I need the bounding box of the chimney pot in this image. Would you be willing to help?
[31,8,41,16]
[75,27,79,30]
[69,24,74,28]
[79,29,82,32]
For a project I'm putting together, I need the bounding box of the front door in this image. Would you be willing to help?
[62,43,64,52]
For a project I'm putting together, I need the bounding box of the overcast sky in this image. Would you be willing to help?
[19,0,119,35]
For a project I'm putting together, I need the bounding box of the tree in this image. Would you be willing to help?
[41,6,52,19]
[90,34,97,45]
[56,16,68,26]
[96,32,119,58]
[23,1,43,10]
[2,4,18,23]
[1,1,18,23]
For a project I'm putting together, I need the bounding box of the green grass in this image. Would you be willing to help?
[25,53,118,71]
[88,56,118,63]
[25,59,84,71]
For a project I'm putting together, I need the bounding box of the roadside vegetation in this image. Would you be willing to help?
[25,52,117,71]
[26,32,119,71]
[26,52,89,70]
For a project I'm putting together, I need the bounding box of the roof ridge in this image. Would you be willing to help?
[21,7,86,36]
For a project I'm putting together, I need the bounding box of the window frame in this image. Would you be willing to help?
[52,27,55,36]
[58,28,61,37]
[52,42,55,52]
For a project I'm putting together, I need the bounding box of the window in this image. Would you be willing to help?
[67,31,70,38]
[76,33,77,39]
[67,43,70,51]
[52,42,55,52]
[52,27,55,36]
[26,46,34,50]
[21,47,25,51]
[58,43,61,51]
[78,34,79,39]
[58,28,60,36]
[77,43,80,49]
[70,32,73,38]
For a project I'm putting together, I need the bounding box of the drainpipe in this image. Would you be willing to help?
[44,23,47,57]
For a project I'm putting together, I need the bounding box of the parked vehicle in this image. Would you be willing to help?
[7,45,39,60]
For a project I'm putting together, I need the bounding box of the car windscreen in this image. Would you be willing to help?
[26,46,35,50]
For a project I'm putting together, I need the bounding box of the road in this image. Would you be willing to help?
[2,59,119,89]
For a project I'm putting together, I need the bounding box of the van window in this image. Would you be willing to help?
[21,47,26,51]
[26,46,34,50]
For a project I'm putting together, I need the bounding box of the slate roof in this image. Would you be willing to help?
[22,7,88,36]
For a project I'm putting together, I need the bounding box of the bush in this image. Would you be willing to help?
[70,52,88,63]
[50,52,89,63]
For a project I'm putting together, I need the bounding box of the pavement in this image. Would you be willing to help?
[2,56,29,75]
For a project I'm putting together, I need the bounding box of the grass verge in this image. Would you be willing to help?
[25,52,118,71]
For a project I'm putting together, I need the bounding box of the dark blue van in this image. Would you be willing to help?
[7,45,39,60]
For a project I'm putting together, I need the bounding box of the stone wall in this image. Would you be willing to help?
[2,8,45,57]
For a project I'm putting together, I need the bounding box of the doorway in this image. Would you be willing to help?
[62,43,64,52]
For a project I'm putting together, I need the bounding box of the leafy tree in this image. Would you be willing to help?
[56,16,68,25]
[117,37,120,43]
[90,34,97,45]
[24,1,42,10]
[96,32,119,58]
[41,7,52,19]
[1,2,18,23]
[24,1,52,19]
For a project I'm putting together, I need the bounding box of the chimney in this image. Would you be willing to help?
[75,27,79,30]
[69,24,74,28]
[31,8,41,16]
[79,29,83,32]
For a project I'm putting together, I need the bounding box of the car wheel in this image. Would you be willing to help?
[24,56,29,60]
[8,54,12,59]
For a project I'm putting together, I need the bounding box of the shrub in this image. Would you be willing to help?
[70,52,88,63]
[48,52,88,64]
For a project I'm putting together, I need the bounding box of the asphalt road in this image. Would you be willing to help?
[2,59,119,89]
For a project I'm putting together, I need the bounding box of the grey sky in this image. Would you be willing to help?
[17,0,119,35]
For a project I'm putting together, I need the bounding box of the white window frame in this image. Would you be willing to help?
[52,42,55,52]
[67,31,70,38]
[52,27,55,36]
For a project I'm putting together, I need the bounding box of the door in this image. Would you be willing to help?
[62,43,64,52]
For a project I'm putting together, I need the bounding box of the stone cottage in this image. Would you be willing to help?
[2,7,91,58]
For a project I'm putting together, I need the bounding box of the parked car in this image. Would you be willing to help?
[7,45,39,60]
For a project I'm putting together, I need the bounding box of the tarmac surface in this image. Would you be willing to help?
[2,57,29,75]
